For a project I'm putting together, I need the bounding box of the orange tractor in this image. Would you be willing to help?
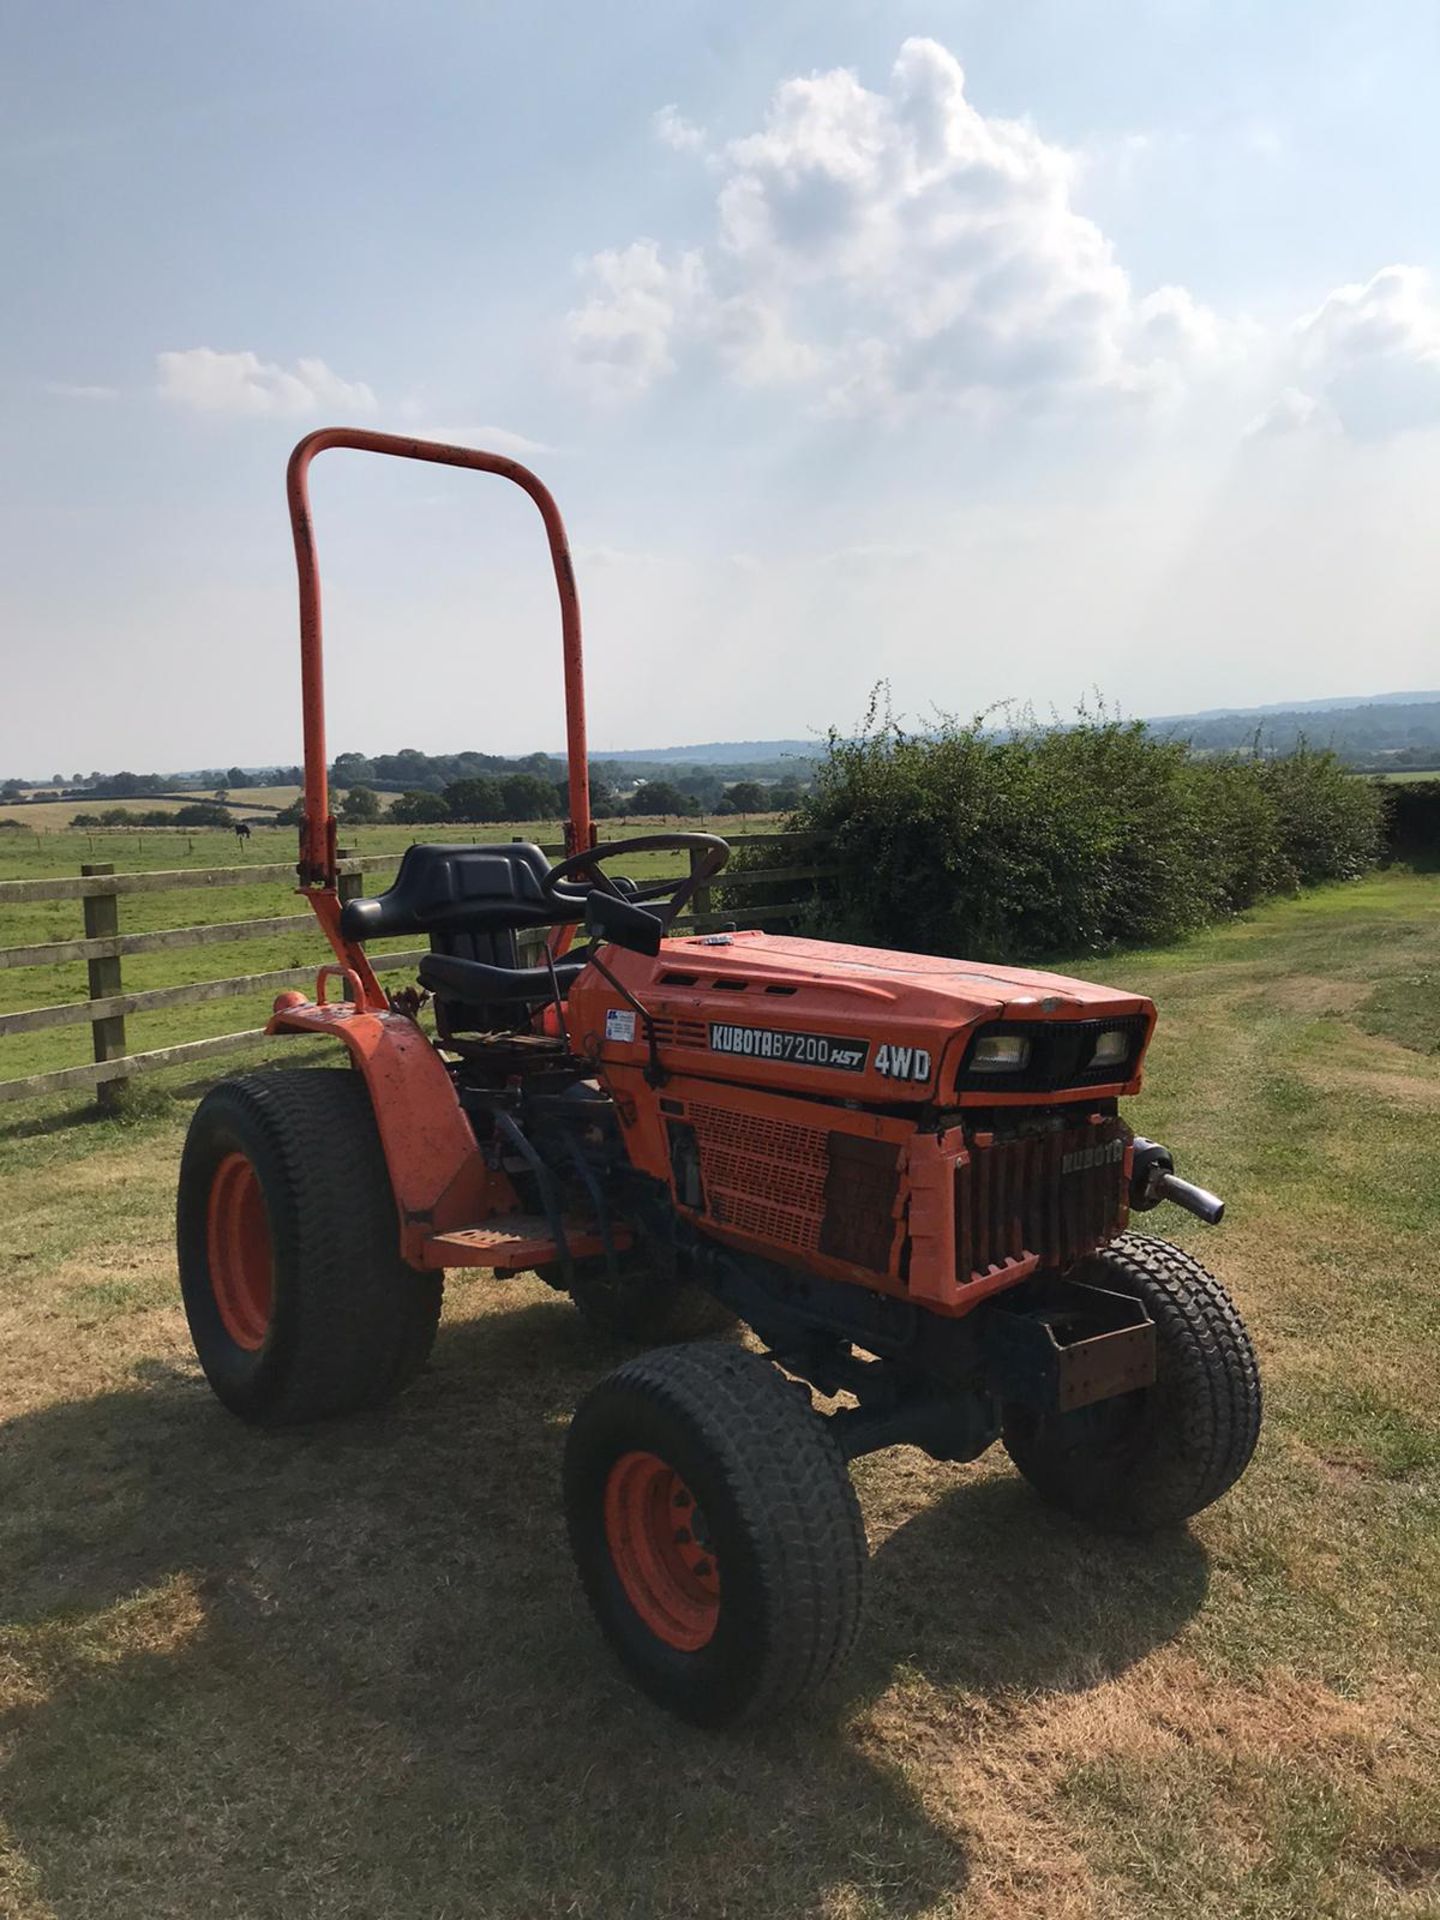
[178,430,1261,1725]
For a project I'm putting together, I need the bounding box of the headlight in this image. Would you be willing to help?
[1088,1028,1130,1070]
[969,1033,1031,1073]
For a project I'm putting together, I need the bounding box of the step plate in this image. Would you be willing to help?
[424,1214,631,1271]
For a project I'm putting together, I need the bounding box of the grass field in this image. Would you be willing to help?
[0,788,308,831]
[0,821,753,1086]
[2,868,1438,1916]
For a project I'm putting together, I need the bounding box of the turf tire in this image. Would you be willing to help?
[177,1069,441,1424]
[564,1342,865,1725]
[1002,1232,1261,1532]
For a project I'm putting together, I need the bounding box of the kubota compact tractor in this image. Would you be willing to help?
[177,429,1261,1725]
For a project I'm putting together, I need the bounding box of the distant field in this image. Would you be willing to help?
[0,819,783,1089]
[1366,769,1440,784]
[0,787,300,829]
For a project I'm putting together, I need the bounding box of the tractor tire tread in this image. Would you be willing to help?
[177,1069,441,1424]
[1003,1230,1261,1532]
[566,1342,865,1724]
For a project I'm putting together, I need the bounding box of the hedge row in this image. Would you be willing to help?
[723,709,1385,961]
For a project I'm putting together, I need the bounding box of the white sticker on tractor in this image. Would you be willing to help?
[875,1043,932,1083]
[605,1007,637,1043]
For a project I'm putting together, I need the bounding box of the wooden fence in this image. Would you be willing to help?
[0,832,833,1108]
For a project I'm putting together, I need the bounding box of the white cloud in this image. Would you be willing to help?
[1244,384,1337,439]
[1284,265,1440,438]
[404,421,555,456]
[568,39,1227,416]
[566,240,709,403]
[156,348,377,418]
[653,104,707,154]
[45,380,119,400]
[465,423,553,456]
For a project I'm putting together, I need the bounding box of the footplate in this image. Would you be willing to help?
[982,1282,1157,1414]
[422,1214,631,1272]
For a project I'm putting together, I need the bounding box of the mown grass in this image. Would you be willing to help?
[2,869,1439,1917]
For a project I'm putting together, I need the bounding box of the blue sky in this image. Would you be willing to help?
[4,0,1439,772]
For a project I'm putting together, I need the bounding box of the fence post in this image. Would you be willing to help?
[81,863,127,1111]
[336,847,362,908]
[689,844,713,929]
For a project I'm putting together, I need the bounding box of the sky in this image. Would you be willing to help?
[3,0,1439,774]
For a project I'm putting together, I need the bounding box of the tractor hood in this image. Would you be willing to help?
[695,931,1145,1020]
[573,928,1156,1107]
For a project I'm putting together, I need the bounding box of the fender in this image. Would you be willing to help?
[268,978,516,1264]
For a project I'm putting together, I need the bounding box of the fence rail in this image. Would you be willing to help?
[0,832,832,1108]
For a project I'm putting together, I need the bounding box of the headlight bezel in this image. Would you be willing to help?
[955,1015,1147,1094]
[1087,1027,1131,1070]
[967,1033,1033,1074]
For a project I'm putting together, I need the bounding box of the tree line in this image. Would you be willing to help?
[278,772,801,828]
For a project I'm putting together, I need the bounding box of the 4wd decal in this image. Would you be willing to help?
[709,1023,868,1073]
[874,1043,932,1083]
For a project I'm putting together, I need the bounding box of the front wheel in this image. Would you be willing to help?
[177,1070,441,1425]
[1002,1233,1261,1532]
[564,1343,865,1724]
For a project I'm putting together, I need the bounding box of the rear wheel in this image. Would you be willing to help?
[564,1343,865,1725]
[1002,1233,1261,1532]
[177,1070,441,1424]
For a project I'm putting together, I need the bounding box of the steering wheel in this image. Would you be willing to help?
[542,832,731,919]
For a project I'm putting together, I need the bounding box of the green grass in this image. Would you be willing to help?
[2,870,1439,1917]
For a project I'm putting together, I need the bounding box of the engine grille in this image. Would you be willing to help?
[956,1115,1130,1285]
[687,1101,830,1249]
[678,1101,1130,1290]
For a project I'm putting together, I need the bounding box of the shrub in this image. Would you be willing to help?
[499,772,559,819]
[339,785,381,824]
[721,700,1384,962]
[443,776,505,822]
[1257,745,1382,884]
[390,790,452,825]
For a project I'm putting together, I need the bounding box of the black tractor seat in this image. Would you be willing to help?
[339,841,570,942]
[418,951,586,1006]
[340,841,589,1038]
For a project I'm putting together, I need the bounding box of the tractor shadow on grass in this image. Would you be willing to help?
[0,1292,1207,1919]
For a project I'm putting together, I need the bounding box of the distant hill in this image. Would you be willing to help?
[1151,690,1440,723]
[597,740,819,765]
[601,692,1440,775]
[1149,695,1440,768]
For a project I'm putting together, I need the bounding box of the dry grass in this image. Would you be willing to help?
[3,870,1440,1917]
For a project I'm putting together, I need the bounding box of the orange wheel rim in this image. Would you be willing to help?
[206,1152,273,1350]
[603,1451,720,1651]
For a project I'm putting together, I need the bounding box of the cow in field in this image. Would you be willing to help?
[234,821,252,843]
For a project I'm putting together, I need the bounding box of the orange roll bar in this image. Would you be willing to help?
[286,428,592,888]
